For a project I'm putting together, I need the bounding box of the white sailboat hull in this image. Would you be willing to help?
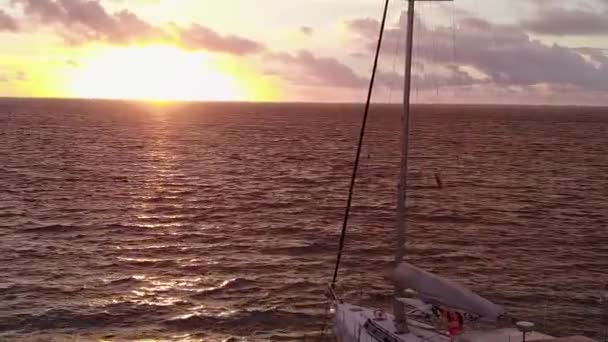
[335,303,451,342]
[334,303,561,342]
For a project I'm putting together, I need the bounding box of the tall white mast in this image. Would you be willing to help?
[394,0,452,333]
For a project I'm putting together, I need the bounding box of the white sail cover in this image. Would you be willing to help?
[392,262,505,321]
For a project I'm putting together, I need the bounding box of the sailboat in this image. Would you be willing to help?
[327,1,598,341]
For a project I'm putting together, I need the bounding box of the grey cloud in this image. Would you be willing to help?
[447,18,608,90]
[179,24,265,55]
[346,18,379,38]
[268,50,367,88]
[378,65,485,91]
[521,6,608,36]
[345,14,608,92]
[576,47,608,65]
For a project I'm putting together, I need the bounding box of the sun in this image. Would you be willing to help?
[69,45,246,102]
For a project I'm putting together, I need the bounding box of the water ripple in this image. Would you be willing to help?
[1,100,607,340]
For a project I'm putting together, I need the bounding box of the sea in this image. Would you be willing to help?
[1,98,607,341]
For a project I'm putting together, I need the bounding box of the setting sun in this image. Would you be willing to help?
[69,45,246,102]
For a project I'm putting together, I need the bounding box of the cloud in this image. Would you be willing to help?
[300,26,313,36]
[449,18,608,91]
[266,16,483,93]
[345,17,379,38]
[14,0,64,24]
[576,47,608,65]
[268,50,367,88]
[178,24,265,55]
[521,5,608,36]
[345,13,608,92]
[11,0,165,44]
[346,15,421,55]
[9,0,266,56]
[378,65,485,91]
[0,9,18,31]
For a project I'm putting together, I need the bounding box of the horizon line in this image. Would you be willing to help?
[0,96,607,109]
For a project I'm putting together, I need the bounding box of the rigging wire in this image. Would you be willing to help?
[331,0,390,288]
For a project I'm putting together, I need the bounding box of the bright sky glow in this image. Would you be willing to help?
[0,0,606,104]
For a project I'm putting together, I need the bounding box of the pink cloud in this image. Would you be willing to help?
[0,9,18,31]
[179,24,265,55]
[10,0,266,56]
[12,0,164,44]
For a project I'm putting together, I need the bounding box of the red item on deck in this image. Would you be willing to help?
[444,310,463,336]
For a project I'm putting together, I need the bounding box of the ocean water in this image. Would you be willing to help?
[0,99,606,341]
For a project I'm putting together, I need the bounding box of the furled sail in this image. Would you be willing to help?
[392,262,505,321]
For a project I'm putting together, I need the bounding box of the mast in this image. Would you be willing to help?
[395,0,416,270]
[393,0,452,333]
[393,0,416,331]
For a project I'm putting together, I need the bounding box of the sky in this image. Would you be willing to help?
[0,0,607,104]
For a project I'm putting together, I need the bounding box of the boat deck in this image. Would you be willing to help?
[335,303,598,342]
[537,338,599,342]
[335,303,450,342]
[464,327,553,341]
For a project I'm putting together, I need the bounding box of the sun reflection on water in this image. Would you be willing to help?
[172,305,239,321]
[105,275,217,307]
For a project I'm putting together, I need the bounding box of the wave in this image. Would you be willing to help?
[275,280,325,294]
[104,276,146,286]
[0,302,174,333]
[191,278,258,298]
[0,213,22,220]
[22,224,75,233]
[409,214,477,224]
[276,176,322,186]
[0,284,85,297]
[2,102,606,340]
[117,257,179,268]
[164,309,318,333]
[262,240,333,256]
